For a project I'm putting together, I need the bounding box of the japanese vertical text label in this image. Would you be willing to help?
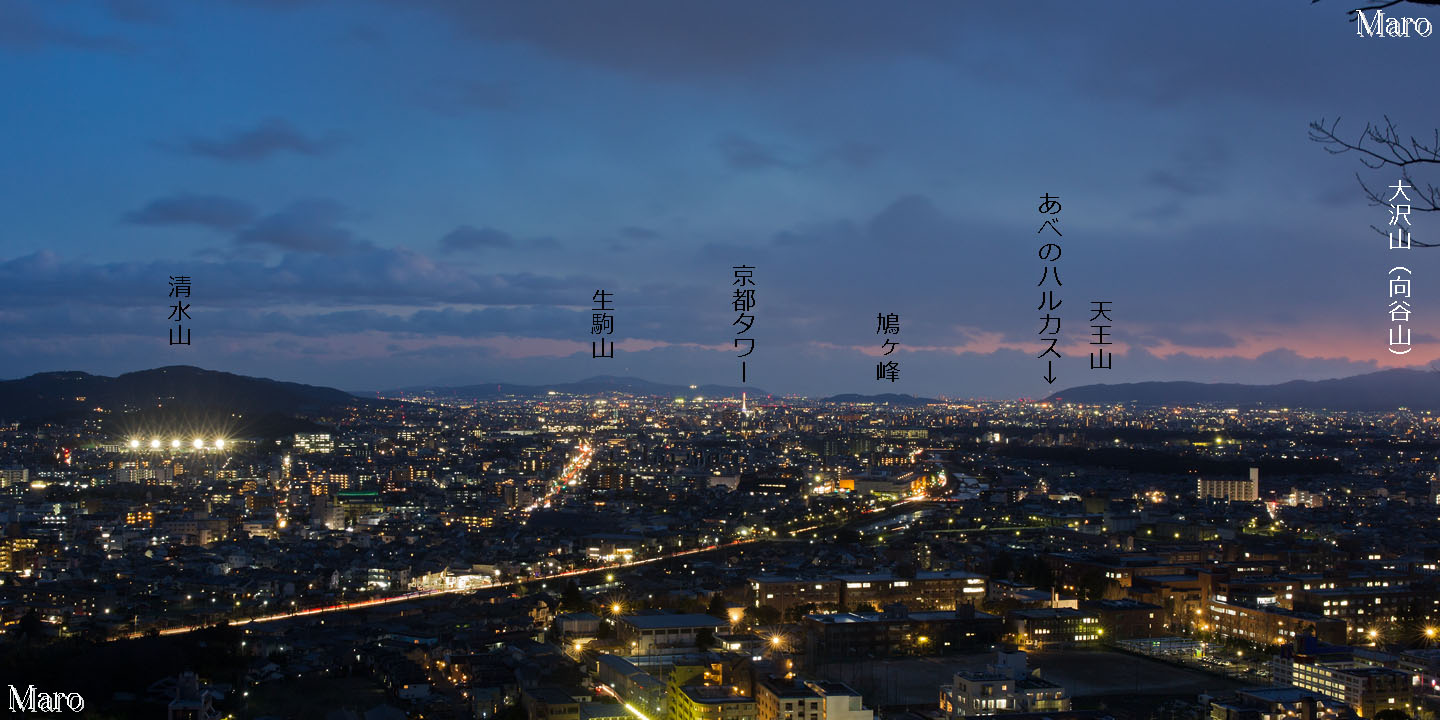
[168,275,192,346]
[1090,301,1113,370]
[733,265,756,382]
[1388,179,1414,355]
[876,312,900,382]
[592,289,615,359]
[1037,194,1062,385]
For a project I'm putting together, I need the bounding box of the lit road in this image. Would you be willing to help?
[128,442,758,639]
[126,450,929,640]
[523,442,593,512]
[136,536,755,639]
[597,683,652,720]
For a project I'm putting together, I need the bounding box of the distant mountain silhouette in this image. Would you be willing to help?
[822,393,936,406]
[0,366,369,437]
[386,375,763,399]
[1045,368,1440,410]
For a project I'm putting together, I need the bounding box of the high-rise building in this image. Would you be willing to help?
[0,467,29,488]
[669,684,756,720]
[386,465,414,492]
[1198,467,1259,502]
[591,466,632,491]
[293,433,334,454]
[938,651,1069,717]
[0,537,38,573]
[756,677,821,720]
[1271,651,1412,718]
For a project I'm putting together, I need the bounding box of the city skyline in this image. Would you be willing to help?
[4,381,1438,718]
[13,4,1440,719]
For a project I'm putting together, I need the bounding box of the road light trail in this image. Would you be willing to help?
[138,538,753,638]
[130,456,925,639]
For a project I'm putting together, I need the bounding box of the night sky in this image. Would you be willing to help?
[3,0,1439,398]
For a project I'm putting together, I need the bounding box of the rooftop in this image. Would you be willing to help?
[617,613,728,630]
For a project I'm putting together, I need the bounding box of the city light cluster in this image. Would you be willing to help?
[127,438,227,450]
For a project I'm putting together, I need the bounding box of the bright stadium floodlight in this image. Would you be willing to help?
[215,439,226,450]
[193,438,204,450]
[129,439,140,449]
[149,439,161,449]
[170,439,180,449]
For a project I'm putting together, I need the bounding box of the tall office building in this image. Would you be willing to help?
[293,433,334,454]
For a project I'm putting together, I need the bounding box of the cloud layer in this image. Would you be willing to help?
[3,0,1438,395]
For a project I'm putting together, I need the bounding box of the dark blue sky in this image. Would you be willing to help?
[3,0,1439,397]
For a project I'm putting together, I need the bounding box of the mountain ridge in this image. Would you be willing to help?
[0,366,369,436]
[8,366,1435,417]
[1044,368,1440,410]
[382,375,766,399]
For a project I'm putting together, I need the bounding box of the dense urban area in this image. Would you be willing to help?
[5,381,1440,720]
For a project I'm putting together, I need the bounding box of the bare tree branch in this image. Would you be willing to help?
[1311,0,1440,20]
[1309,116,1440,246]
